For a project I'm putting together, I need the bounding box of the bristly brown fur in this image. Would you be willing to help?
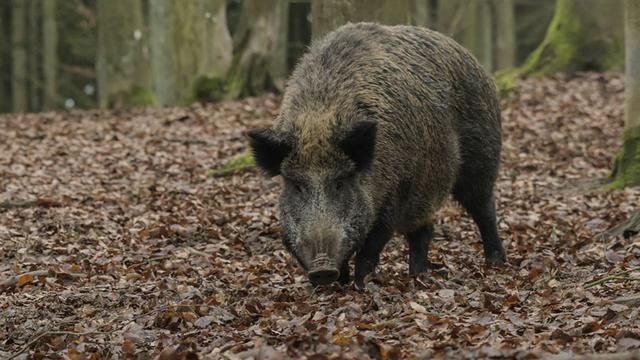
[277,22,500,233]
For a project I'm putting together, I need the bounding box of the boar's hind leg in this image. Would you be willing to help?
[354,218,393,288]
[406,223,434,275]
[453,184,506,266]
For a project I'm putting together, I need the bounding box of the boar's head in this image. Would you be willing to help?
[248,118,377,285]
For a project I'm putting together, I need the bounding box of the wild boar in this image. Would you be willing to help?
[249,22,506,287]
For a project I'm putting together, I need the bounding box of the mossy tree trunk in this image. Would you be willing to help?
[96,0,153,109]
[42,0,57,110]
[518,0,624,76]
[610,0,640,188]
[12,0,27,112]
[513,0,556,64]
[196,0,233,102]
[311,0,410,40]
[224,0,287,99]
[150,0,231,105]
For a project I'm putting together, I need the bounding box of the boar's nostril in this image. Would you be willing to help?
[308,268,339,285]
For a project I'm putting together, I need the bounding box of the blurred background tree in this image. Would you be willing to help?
[311,0,410,39]
[0,0,553,113]
[512,0,624,76]
[0,0,629,111]
[610,0,640,188]
[96,0,151,108]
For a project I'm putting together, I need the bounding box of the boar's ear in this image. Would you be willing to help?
[248,128,291,177]
[339,119,377,171]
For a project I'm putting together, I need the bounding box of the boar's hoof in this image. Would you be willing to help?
[485,249,507,267]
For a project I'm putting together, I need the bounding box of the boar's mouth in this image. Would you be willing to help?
[308,253,339,285]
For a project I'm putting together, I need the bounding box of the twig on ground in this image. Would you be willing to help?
[584,267,640,289]
[613,295,640,307]
[414,277,430,290]
[612,276,640,282]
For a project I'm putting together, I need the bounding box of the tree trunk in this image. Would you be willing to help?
[96,0,152,109]
[287,1,311,71]
[436,0,464,37]
[475,0,493,72]
[0,4,7,112]
[519,0,624,76]
[410,0,431,28]
[28,0,39,111]
[610,0,640,188]
[513,0,555,64]
[150,0,231,105]
[435,0,494,72]
[42,0,57,110]
[224,0,286,99]
[195,0,233,102]
[493,0,516,70]
[11,0,27,112]
[311,0,410,40]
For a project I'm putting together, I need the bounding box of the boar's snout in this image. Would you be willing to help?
[308,253,339,285]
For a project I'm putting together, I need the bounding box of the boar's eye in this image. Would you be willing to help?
[334,179,345,191]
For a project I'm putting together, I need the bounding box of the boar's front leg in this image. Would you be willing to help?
[406,223,434,275]
[354,218,393,288]
[338,260,350,285]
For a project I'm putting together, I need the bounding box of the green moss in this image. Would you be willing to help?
[101,87,156,109]
[128,87,156,107]
[194,76,226,103]
[601,43,625,71]
[222,51,246,100]
[494,68,518,96]
[223,71,244,100]
[606,126,640,189]
[211,151,256,176]
[223,59,263,100]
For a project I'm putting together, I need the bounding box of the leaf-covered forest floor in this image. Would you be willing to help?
[1,73,639,359]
